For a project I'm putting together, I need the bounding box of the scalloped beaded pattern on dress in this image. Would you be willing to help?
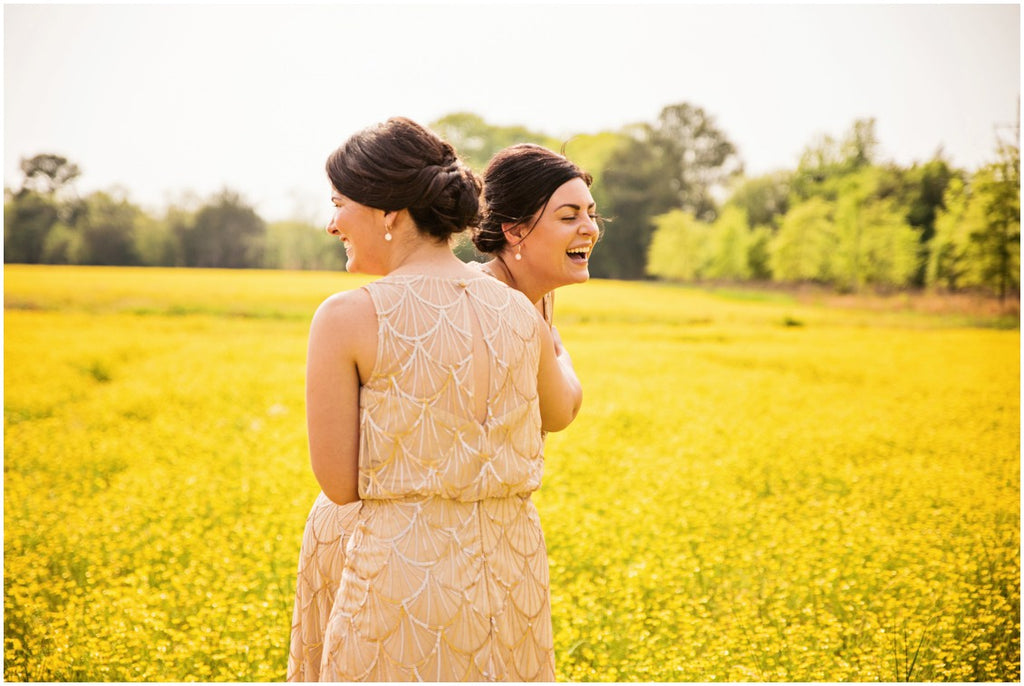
[288,274,553,682]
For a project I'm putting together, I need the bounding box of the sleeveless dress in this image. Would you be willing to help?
[288,273,555,682]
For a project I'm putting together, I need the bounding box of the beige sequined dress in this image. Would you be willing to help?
[288,274,554,682]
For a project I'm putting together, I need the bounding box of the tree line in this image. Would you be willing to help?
[4,158,347,273]
[5,103,1019,298]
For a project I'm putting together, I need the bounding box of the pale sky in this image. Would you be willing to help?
[3,3,1020,223]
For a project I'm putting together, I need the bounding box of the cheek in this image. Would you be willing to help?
[332,207,351,232]
[534,223,567,249]
[552,226,578,254]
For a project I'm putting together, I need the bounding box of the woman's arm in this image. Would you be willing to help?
[536,316,582,433]
[305,290,376,505]
[550,323,583,414]
[537,290,583,430]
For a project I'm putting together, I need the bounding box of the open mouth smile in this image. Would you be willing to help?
[566,246,591,263]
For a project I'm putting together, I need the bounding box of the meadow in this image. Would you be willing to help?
[4,264,1020,682]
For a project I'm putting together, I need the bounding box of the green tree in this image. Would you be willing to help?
[562,130,630,230]
[41,221,86,264]
[595,126,677,279]
[725,171,791,230]
[926,177,972,290]
[747,225,774,281]
[134,212,183,267]
[704,206,752,281]
[264,220,347,271]
[4,189,59,263]
[19,153,81,196]
[879,155,957,286]
[840,118,880,170]
[651,102,743,221]
[789,133,844,203]
[831,169,921,292]
[646,209,709,281]
[769,197,838,284]
[4,154,83,263]
[184,190,266,268]
[562,132,628,188]
[965,162,1020,300]
[838,197,921,291]
[927,125,1020,299]
[862,201,921,290]
[430,112,559,171]
[162,195,199,268]
[897,155,957,244]
[790,118,879,202]
[596,103,741,279]
[76,190,142,265]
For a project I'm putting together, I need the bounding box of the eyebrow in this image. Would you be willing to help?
[555,202,596,212]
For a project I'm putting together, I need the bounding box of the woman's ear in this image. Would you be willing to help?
[384,208,412,231]
[502,222,527,245]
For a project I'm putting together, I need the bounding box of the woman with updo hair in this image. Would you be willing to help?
[288,118,576,681]
[472,143,600,410]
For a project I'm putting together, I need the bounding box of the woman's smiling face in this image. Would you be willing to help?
[326,188,387,274]
[512,177,599,288]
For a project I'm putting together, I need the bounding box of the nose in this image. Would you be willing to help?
[580,215,599,237]
[326,214,340,236]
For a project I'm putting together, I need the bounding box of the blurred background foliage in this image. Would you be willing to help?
[4,102,1019,299]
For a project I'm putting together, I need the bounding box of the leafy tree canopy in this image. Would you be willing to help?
[430,112,560,171]
[18,154,81,196]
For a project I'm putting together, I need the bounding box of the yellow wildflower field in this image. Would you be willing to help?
[4,265,1019,681]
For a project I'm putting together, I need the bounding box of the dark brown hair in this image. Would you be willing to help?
[473,144,594,254]
[327,117,482,242]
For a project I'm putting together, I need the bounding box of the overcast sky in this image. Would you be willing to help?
[3,3,1020,222]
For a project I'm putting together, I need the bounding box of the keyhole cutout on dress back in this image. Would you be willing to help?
[463,289,490,425]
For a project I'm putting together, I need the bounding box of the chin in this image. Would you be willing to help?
[556,259,590,285]
[567,266,590,284]
[346,258,374,275]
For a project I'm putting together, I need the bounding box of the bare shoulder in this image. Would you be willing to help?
[309,288,378,381]
[315,288,374,321]
[310,288,377,343]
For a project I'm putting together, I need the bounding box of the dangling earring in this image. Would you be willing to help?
[384,225,393,242]
[514,244,522,261]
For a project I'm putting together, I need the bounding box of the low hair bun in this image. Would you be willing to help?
[326,117,483,242]
[408,160,482,241]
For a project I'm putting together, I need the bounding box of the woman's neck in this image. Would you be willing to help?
[387,239,468,277]
[485,254,547,305]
